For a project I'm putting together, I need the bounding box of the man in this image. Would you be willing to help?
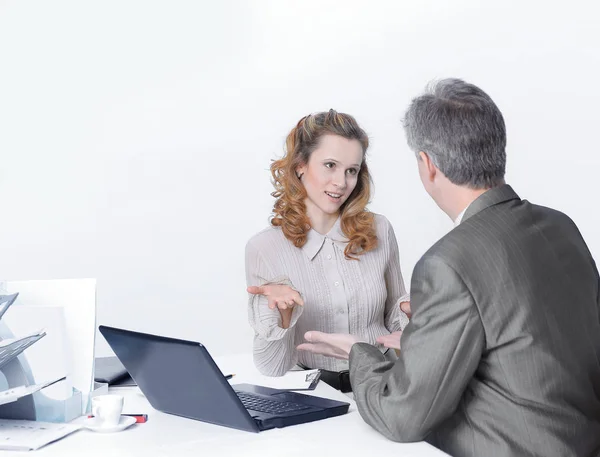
[251,79,600,456]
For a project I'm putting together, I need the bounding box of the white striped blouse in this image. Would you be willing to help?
[245,214,410,376]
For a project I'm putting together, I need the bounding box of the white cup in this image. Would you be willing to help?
[91,394,124,427]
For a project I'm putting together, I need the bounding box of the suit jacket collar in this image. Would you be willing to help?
[462,184,520,223]
[302,217,348,260]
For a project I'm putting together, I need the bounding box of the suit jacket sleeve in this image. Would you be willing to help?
[349,254,485,442]
[593,258,600,322]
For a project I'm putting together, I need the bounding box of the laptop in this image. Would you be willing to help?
[98,325,350,432]
[94,356,137,386]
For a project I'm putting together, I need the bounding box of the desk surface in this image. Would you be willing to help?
[5,353,449,457]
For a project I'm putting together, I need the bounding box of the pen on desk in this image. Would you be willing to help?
[225,374,235,380]
[125,414,148,423]
[88,414,148,423]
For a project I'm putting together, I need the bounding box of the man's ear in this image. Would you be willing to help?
[419,151,437,182]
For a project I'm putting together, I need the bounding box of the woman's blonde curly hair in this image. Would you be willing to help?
[270,109,377,260]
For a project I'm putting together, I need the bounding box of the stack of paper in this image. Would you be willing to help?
[0,293,19,320]
[1,293,49,374]
[0,328,47,370]
[2,280,97,406]
[0,376,66,407]
[0,419,81,451]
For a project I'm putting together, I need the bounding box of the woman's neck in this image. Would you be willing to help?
[305,202,338,235]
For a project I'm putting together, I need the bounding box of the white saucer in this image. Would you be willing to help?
[83,415,136,433]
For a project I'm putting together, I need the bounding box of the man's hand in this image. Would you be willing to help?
[376,331,402,350]
[247,284,304,310]
[400,301,411,318]
[297,331,365,360]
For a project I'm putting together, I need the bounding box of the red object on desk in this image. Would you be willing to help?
[87,414,148,423]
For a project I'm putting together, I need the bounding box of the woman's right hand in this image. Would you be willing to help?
[247,284,304,328]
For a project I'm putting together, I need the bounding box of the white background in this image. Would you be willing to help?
[0,0,598,357]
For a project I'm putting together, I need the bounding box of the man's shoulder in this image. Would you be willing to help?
[526,201,577,226]
[466,196,573,228]
[421,198,580,267]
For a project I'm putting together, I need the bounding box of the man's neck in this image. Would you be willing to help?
[446,185,498,222]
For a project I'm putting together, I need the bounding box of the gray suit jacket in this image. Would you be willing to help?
[349,185,600,457]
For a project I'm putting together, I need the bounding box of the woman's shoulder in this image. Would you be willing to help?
[370,212,400,247]
[371,212,392,232]
[246,224,286,251]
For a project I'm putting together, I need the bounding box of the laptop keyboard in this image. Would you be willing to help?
[236,392,311,414]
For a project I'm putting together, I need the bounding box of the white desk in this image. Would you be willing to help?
[5,353,449,457]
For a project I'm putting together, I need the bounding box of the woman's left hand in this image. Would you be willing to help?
[400,301,411,318]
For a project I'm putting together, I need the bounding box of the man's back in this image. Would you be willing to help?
[428,185,600,456]
[349,185,600,457]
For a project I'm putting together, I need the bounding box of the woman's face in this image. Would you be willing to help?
[296,134,363,218]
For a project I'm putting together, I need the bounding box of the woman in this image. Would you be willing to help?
[245,109,409,387]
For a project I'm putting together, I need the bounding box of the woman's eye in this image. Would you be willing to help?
[324,162,335,169]
[346,168,358,175]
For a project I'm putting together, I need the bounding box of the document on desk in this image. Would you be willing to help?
[0,419,81,451]
[251,369,321,391]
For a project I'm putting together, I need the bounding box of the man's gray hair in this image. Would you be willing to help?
[403,78,506,189]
